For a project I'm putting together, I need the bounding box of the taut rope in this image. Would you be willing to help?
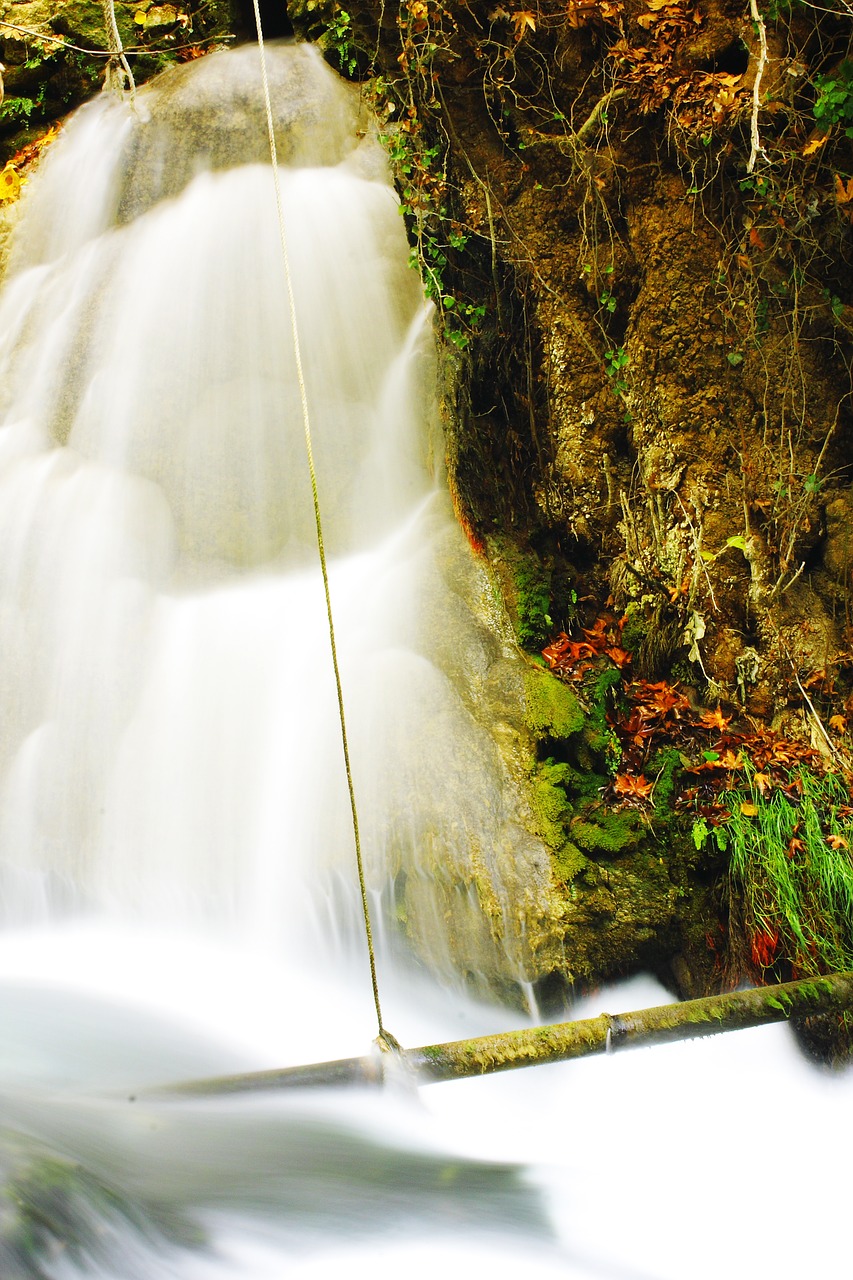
[249,8,394,1051]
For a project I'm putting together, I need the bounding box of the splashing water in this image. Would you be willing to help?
[0,42,850,1280]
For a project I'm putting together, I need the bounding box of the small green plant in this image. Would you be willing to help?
[699,534,747,566]
[604,345,629,397]
[822,289,845,321]
[379,109,485,351]
[322,7,357,77]
[723,762,853,978]
[813,60,853,137]
[0,94,38,125]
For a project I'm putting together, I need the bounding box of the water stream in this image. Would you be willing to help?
[0,43,850,1279]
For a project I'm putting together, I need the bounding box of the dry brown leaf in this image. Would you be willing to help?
[701,706,731,732]
[512,8,537,38]
[802,132,829,157]
[614,773,654,799]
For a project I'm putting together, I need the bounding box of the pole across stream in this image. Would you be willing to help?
[148,971,853,1098]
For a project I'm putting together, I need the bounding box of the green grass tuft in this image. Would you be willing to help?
[723,762,853,978]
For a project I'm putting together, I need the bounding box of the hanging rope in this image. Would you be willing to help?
[249,5,395,1052]
[100,0,136,99]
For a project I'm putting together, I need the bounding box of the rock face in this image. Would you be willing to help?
[317,0,852,707]
[285,0,853,1010]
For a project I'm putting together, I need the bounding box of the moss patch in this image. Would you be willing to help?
[523,668,584,741]
[571,810,646,856]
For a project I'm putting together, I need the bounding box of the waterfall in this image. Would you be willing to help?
[0,41,560,1009]
[0,43,850,1280]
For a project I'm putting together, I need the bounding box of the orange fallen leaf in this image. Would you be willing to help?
[613,773,654,799]
[701,706,731,732]
[829,713,847,734]
[835,174,853,205]
[604,645,632,668]
[826,833,848,850]
[719,749,744,770]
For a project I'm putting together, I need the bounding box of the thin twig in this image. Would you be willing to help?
[747,0,768,173]
[790,659,850,770]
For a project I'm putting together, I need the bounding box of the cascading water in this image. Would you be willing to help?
[0,42,850,1280]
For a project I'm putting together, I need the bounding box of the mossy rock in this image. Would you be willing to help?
[531,759,574,848]
[570,810,646,857]
[484,536,564,652]
[0,1131,203,1275]
[523,667,584,741]
[553,839,590,885]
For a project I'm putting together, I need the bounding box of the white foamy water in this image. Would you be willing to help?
[0,41,850,1280]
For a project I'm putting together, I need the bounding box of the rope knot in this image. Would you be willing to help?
[374,1028,403,1055]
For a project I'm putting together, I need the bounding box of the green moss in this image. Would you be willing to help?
[531,761,591,884]
[553,840,590,884]
[568,665,622,773]
[531,760,573,848]
[620,598,652,656]
[485,538,562,651]
[646,746,683,816]
[571,810,644,856]
[515,567,552,648]
[524,668,584,741]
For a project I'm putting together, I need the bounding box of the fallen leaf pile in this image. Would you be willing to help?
[544,0,749,132]
[542,614,846,814]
